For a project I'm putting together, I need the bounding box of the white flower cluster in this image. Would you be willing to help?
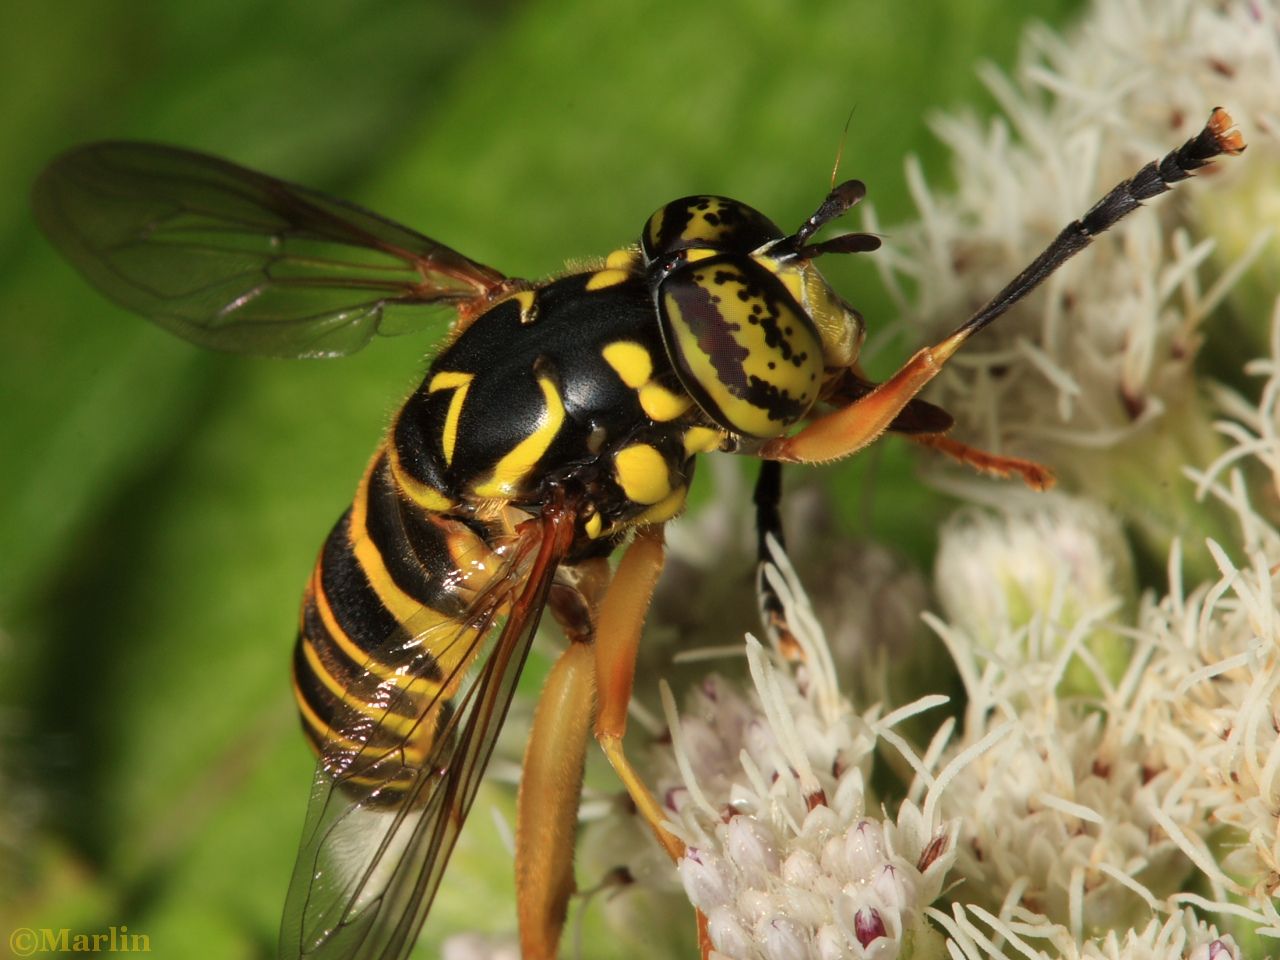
[921,302,1280,951]
[932,495,1134,692]
[869,0,1276,561]
[444,3,1280,957]
[606,3,1280,954]
[1163,308,1280,919]
[934,905,1240,960]
[655,552,960,960]
[1128,521,1280,929]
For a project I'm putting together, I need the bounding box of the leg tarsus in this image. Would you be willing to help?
[592,526,685,862]
[598,733,684,861]
[910,432,1055,490]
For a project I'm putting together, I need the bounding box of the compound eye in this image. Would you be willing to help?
[655,254,823,438]
[641,196,784,263]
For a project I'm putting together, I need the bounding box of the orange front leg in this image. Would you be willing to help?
[761,328,972,464]
[765,110,1245,467]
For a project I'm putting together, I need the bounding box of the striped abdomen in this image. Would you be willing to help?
[291,444,512,791]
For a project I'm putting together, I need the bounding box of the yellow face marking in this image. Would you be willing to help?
[473,375,566,498]
[613,443,671,505]
[682,426,724,457]
[602,341,653,389]
[636,484,688,525]
[429,370,475,467]
[798,261,863,368]
[585,512,603,539]
[386,442,455,511]
[684,248,716,263]
[765,257,806,303]
[639,382,694,421]
[759,254,863,368]
[585,268,631,291]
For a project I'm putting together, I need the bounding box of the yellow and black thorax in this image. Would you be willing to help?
[293,193,871,772]
[386,193,865,545]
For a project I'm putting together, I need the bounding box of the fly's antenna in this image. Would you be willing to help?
[787,177,882,259]
[951,107,1245,342]
[830,107,856,190]
[785,109,882,260]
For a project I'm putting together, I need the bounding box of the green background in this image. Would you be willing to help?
[1,1,1081,957]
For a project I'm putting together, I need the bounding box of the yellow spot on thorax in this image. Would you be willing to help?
[585,268,631,291]
[605,246,641,271]
[602,341,653,388]
[604,340,695,422]
[682,426,724,457]
[510,289,537,324]
[639,383,693,421]
[636,484,688,525]
[613,443,671,505]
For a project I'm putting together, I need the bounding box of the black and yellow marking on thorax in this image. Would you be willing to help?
[396,269,689,506]
[681,425,724,457]
[429,371,475,467]
[600,340,694,423]
[510,289,538,325]
[471,372,567,498]
[604,434,696,531]
[613,443,671,505]
[387,441,455,512]
[585,268,631,291]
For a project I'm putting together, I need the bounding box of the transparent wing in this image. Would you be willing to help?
[32,142,509,357]
[279,505,577,960]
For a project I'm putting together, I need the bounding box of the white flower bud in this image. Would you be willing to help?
[934,494,1134,692]
[758,915,808,960]
[679,848,731,910]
